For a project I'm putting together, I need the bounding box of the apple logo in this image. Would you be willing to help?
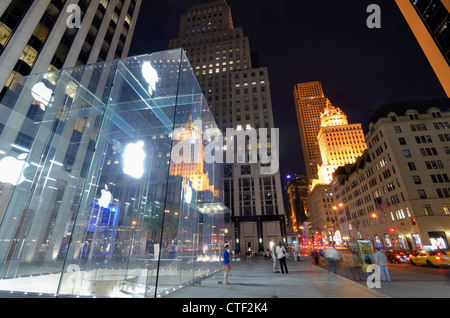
[31,82,53,110]
[98,184,112,208]
[122,141,146,179]
[142,62,158,96]
[184,180,192,204]
[0,153,29,186]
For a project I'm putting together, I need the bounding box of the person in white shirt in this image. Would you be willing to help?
[271,242,280,273]
[276,241,288,274]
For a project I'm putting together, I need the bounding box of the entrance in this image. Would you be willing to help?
[428,231,448,249]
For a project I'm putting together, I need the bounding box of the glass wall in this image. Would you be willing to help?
[0,49,227,298]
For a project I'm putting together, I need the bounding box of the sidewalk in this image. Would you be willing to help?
[167,256,390,298]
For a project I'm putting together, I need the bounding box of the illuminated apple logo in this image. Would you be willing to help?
[122,141,146,179]
[31,82,53,110]
[184,180,192,204]
[98,184,112,208]
[142,62,158,96]
[0,153,29,186]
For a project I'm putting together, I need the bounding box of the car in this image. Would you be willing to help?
[409,249,450,268]
[385,249,410,263]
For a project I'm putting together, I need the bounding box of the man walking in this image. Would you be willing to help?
[271,242,280,273]
[276,241,288,274]
[374,248,391,282]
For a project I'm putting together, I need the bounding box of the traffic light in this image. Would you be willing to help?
[389,227,395,234]
[411,218,416,225]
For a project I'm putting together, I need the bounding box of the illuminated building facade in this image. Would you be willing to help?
[333,99,450,249]
[293,81,327,184]
[305,97,367,245]
[0,50,228,298]
[169,115,216,194]
[395,0,450,96]
[317,100,367,184]
[169,0,285,254]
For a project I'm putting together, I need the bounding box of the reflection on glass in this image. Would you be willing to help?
[0,49,228,298]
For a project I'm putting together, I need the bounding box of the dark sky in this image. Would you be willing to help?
[128,0,447,179]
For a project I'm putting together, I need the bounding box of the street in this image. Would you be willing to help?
[322,251,450,298]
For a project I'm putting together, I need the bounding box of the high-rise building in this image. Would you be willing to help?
[332,98,450,249]
[395,0,450,96]
[304,96,367,245]
[0,0,142,95]
[316,99,367,184]
[293,81,327,184]
[284,174,308,239]
[169,0,286,254]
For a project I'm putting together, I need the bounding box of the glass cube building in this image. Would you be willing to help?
[0,49,228,298]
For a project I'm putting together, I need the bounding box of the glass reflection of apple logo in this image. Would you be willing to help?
[184,180,192,204]
[142,62,158,96]
[98,184,112,208]
[31,82,53,110]
[122,141,146,179]
[0,153,29,186]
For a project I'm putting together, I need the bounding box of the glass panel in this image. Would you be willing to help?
[0,49,228,298]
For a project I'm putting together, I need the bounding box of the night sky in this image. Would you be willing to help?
[128,0,447,179]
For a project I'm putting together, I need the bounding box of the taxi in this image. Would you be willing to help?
[409,249,450,268]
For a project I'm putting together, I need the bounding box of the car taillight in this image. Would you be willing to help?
[435,256,442,261]
[395,255,400,259]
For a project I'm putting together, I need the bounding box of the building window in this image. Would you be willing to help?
[412,175,421,184]
[443,204,450,215]
[403,149,411,157]
[394,126,402,133]
[423,204,433,215]
[408,162,416,170]
[418,189,427,199]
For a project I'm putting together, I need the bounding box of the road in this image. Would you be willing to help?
[323,251,450,298]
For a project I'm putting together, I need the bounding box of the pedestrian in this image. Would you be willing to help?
[350,250,363,281]
[374,248,391,282]
[223,243,231,284]
[311,248,319,265]
[319,249,325,265]
[276,241,288,274]
[324,246,342,274]
[271,242,280,273]
[294,244,299,261]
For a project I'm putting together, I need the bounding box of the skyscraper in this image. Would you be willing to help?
[300,90,367,244]
[316,99,367,184]
[169,0,285,253]
[293,81,327,184]
[0,0,142,95]
[395,0,450,96]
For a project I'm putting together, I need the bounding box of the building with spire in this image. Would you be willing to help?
[305,97,367,245]
[316,99,367,184]
[169,0,286,254]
